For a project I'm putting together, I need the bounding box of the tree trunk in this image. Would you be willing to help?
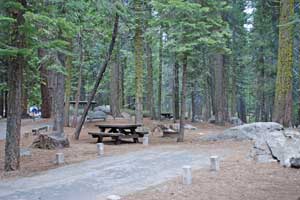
[21,86,28,118]
[173,57,180,121]
[74,14,119,139]
[157,28,163,120]
[238,96,247,123]
[177,54,188,142]
[213,54,225,125]
[110,46,121,118]
[39,48,52,118]
[64,54,72,127]
[146,40,155,119]
[72,32,83,128]
[134,0,144,125]
[5,0,26,171]
[273,0,294,127]
[52,53,66,135]
[0,91,3,117]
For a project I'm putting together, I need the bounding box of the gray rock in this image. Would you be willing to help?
[200,122,300,168]
[20,148,31,157]
[229,117,243,126]
[208,116,216,124]
[200,122,283,142]
[184,124,197,130]
[87,110,107,120]
[290,158,300,169]
[94,105,111,114]
[121,112,131,120]
[169,123,197,131]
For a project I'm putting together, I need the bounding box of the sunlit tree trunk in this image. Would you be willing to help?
[273,0,294,127]
[134,0,144,125]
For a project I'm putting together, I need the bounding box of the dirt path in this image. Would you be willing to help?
[0,145,232,200]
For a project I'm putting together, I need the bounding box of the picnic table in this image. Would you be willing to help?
[89,124,146,144]
[161,112,173,119]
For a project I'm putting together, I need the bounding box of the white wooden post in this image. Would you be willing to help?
[97,143,104,156]
[143,135,149,146]
[210,156,220,171]
[56,153,64,165]
[182,165,192,185]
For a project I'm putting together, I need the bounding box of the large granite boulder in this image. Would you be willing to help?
[94,105,111,114]
[200,122,283,142]
[200,122,300,168]
[87,110,107,120]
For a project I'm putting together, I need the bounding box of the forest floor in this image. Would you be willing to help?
[0,118,300,200]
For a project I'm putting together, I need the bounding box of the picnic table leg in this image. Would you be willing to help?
[97,136,103,143]
[113,136,121,145]
[100,128,106,132]
[133,138,139,143]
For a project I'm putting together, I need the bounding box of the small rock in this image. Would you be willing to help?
[290,158,300,169]
[106,195,121,200]
[121,112,131,120]
[20,148,31,157]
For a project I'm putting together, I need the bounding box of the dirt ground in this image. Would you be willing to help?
[1,118,300,200]
[124,142,300,200]
[0,118,226,179]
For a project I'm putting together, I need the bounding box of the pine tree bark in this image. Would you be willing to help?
[39,48,52,118]
[178,54,188,142]
[0,91,3,117]
[5,0,26,171]
[134,0,144,125]
[157,28,163,120]
[64,54,72,127]
[213,53,225,125]
[173,57,180,121]
[110,46,121,118]
[72,32,83,128]
[273,0,294,127]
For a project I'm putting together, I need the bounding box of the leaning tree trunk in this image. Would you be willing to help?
[178,54,188,142]
[74,14,119,139]
[5,0,26,171]
[134,0,144,125]
[273,0,294,127]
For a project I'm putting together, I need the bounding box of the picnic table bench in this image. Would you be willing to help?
[32,125,49,135]
[89,124,147,144]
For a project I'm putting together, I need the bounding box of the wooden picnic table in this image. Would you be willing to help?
[89,124,144,144]
[161,113,173,119]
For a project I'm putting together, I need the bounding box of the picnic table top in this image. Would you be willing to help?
[95,124,142,129]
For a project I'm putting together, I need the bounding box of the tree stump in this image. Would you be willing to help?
[31,132,70,150]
